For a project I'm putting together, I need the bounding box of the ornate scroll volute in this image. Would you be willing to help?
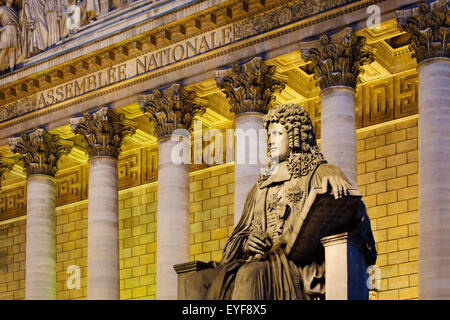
[396,0,449,64]
[299,27,375,90]
[9,129,73,177]
[138,83,206,139]
[215,57,286,115]
[70,107,136,159]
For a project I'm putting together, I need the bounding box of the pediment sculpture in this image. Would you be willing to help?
[0,0,137,72]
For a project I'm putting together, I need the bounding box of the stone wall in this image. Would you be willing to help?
[0,219,26,300]
[190,165,235,263]
[118,184,157,300]
[56,203,88,300]
[357,117,419,300]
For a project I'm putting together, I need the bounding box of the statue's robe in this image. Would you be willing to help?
[58,0,72,38]
[45,0,60,47]
[185,162,377,300]
[0,4,20,69]
[25,0,48,52]
[0,5,19,49]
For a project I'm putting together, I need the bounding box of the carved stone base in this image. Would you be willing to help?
[174,261,212,300]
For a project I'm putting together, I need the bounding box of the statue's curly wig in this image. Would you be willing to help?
[261,104,326,179]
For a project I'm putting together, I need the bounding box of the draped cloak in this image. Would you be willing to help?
[24,0,48,52]
[185,162,377,300]
[0,5,19,49]
[45,0,60,47]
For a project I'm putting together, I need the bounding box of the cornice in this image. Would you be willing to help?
[0,0,421,138]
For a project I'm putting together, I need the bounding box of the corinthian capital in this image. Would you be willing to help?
[9,129,73,177]
[138,83,206,139]
[300,27,375,90]
[396,0,449,64]
[215,57,286,115]
[70,107,136,159]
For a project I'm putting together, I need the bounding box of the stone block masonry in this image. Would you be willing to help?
[357,117,419,300]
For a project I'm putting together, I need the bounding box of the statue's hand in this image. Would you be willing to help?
[244,231,272,256]
[323,176,353,199]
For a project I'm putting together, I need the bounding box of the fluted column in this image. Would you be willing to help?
[397,0,450,300]
[9,129,72,300]
[70,107,135,300]
[215,57,286,225]
[300,28,374,187]
[139,83,205,300]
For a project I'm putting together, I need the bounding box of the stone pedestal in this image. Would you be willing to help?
[156,137,190,300]
[25,175,57,300]
[174,261,212,300]
[320,86,357,187]
[87,156,119,300]
[234,113,266,226]
[321,233,368,300]
[417,57,450,299]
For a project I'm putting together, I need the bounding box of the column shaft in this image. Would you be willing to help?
[234,113,266,226]
[418,58,450,299]
[25,175,56,300]
[320,86,357,187]
[156,138,190,300]
[87,156,119,300]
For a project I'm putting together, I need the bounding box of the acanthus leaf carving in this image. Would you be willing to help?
[215,57,286,115]
[138,83,206,139]
[9,128,73,177]
[70,106,136,159]
[300,27,375,90]
[396,0,449,64]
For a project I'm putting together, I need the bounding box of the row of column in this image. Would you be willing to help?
[0,0,447,300]
[5,108,136,300]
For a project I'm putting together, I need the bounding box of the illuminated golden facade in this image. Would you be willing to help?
[0,0,448,300]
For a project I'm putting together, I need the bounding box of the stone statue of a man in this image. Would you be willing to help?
[22,0,48,55]
[0,0,20,72]
[65,0,83,36]
[44,0,60,47]
[185,104,377,300]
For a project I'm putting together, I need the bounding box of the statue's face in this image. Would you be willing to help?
[268,123,290,163]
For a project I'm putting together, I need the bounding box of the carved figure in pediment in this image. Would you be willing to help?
[0,0,20,71]
[65,1,83,35]
[44,0,60,47]
[58,0,71,38]
[21,0,48,56]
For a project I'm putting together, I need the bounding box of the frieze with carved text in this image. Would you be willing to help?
[0,0,367,122]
